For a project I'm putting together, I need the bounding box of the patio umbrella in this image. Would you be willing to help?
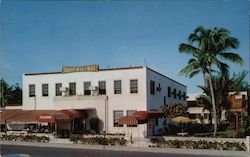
[172,116,192,133]
[172,116,192,123]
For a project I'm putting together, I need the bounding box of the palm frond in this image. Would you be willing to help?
[188,69,201,78]
[219,52,244,65]
[179,43,200,56]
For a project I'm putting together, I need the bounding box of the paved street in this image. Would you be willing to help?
[0,144,244,157]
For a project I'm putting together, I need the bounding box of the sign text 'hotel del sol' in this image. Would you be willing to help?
[62,64,99,73]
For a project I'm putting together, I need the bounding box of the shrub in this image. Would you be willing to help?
[0,134,49,142]
[69,135,127,146]
[187,124,209,135]
[150,139,246,151]
[165,124,180,136]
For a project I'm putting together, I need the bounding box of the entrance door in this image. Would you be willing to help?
[72,118,85,134]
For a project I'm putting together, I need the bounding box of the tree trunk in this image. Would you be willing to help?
[208,66,217,137]
[202,72,207,88]
[209,110,212,125]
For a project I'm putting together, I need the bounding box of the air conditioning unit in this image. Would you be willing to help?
[92,90,99,96]
[60,87,68,92]
[89,86,98,91]
[60,87,69,96]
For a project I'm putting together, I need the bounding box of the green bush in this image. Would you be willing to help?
[150,139,246,151]
[0,134,49,142]
[69,135,127,146]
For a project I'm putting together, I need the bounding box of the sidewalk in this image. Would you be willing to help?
[1,140,249,157]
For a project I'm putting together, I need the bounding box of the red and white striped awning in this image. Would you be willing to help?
[118,116,138,125]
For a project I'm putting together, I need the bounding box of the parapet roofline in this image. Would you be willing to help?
[23,65,186,87]
[24,66,144,76]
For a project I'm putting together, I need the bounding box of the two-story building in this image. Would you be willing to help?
[2,65,186,138]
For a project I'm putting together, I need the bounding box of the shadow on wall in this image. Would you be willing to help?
[85,109,104,134]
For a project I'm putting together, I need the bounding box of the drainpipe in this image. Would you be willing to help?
[34,95,37,110]
[105,96,109,133]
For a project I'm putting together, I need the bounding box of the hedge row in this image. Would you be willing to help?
[150,139,246,151]
[70,135,127,146]
[0,134,49,143]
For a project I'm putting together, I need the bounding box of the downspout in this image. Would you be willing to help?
[105,96,109,133]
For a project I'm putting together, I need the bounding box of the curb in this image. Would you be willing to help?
[0,141,248,157]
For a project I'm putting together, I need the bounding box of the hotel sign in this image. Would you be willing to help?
[62,64,99,73]
[229,94,247,112]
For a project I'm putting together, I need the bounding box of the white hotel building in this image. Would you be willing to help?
[21,65,186,138]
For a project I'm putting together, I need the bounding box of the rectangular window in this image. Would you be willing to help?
[69,82,76,96]
[42,84,49,97]
[114,80,122,94]
[84,82,91,95]
[183,92,186,100]
[55,83,62,96]
[99,81,106,95]
[178,90,182,100]
[150,80,155,95]
[127,110,137,127]
[168,87,171,97]
[127,110,136,116]
[29,84,35,97]
[113,110,123,127]
[130,79,138,94]
[173,88,177,98]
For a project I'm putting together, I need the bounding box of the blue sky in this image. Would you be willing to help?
[0,0,249,93]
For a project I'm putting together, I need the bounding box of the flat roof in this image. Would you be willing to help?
[24,66,144,76]
[24,65,186,87]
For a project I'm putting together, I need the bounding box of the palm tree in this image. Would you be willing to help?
[198,71,249,124]
[179,30,209,86]
[0,79,12,108]
[0,79,22,108]
[179,26,243,136]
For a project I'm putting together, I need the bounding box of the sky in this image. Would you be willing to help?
[0,0,249,93]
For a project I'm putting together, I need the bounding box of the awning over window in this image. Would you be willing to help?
[118,116,138,125]
[36,113,55,123]
[133,111,148,120]
[37,110,86,123]
[59,110,84,119]
[118,110,164,125]
[132,110,164,121]
[0,109,87,124]
[0,110,55,124]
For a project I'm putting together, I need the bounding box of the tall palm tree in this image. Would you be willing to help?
[0,79,22,108]
[179,26,243,136]
[0,79,12,108]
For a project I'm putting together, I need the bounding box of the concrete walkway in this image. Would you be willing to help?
[1,140,249,157]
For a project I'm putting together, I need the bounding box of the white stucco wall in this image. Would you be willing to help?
[23,67,147,137]
[146,68,187,110]
[22,66,186,137]
[146,68,187,135]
